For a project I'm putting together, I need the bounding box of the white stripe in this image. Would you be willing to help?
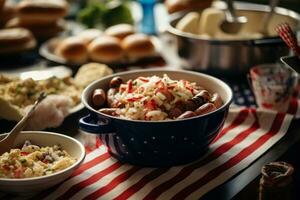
[155,111,276,200]
[220,108,241,128]
[100,168,155,199]
[44,155,116,200]
[128,111,264,200]
[127,166,184,200]
[84,146,107,163]
[186,114,293,200]
[210,110,255,149]
[71,165,133,200]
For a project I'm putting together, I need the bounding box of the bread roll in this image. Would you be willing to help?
[165,0,189,14]
[88,36,123,63]
[6,18,65,39]
[0,28,36,54]
[105,24,135,40]
[74,63,113,87]
[0,0,17,27]
[122,33,155,59]
[17,0,68,23]
[165,0,212,14]
[78,29,103,45]
[0,0,5,12]
[55,37,88,63]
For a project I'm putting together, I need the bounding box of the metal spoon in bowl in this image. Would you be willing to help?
[0,92,47,155]
[220,0,247,34]
[260,0,280,35]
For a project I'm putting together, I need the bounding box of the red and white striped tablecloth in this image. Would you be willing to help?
[26,106,294,200]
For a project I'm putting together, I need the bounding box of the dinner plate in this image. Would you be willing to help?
[19,66,72,80]
[0,66,84,122]
[39,36,163,67]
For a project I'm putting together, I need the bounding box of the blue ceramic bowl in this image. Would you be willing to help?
[79,69,233,167]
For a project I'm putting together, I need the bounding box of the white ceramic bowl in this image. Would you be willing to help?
[0,131,85,194]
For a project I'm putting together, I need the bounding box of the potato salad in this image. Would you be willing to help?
[0,141,76,179]
[0,75,81,109]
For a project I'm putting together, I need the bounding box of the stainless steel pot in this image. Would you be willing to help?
[167,2,300,74]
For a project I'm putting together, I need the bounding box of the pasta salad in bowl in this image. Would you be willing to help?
[0,131,85,194]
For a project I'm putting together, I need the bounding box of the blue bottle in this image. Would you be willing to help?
[139,0,157,35]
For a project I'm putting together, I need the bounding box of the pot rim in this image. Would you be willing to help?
[167,1,300,44]
[81,68,233,124]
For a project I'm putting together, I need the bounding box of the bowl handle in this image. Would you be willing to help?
[79,114,115,134]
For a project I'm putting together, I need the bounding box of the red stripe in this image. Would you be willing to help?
[32,149,102,200]
[72,152,111,177]
[96,137,103,148]
[143,111,259,200]
[83,167,141,200]
[112,109,250,200]
[114,168,169,200]
[85,146,93,153]
[57,162,122,200]
[287,98,298,115]
[211,109,249,144]
[171,113,285,200]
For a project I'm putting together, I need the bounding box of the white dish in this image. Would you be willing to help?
[0,68,84,122]
[0,131,85,194]
[19,66,72,81]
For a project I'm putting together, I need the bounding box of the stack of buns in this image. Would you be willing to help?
[5,0,68,40]
[54,24,156,64]
[0,0,36,55]
[0,28,36,54]
[0,0,16,28]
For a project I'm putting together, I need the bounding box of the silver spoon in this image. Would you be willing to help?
[260,0,280,35]
[220,0,247,34]
[0,92,47,155]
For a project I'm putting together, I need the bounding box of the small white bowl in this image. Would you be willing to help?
[0,131,85,194]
